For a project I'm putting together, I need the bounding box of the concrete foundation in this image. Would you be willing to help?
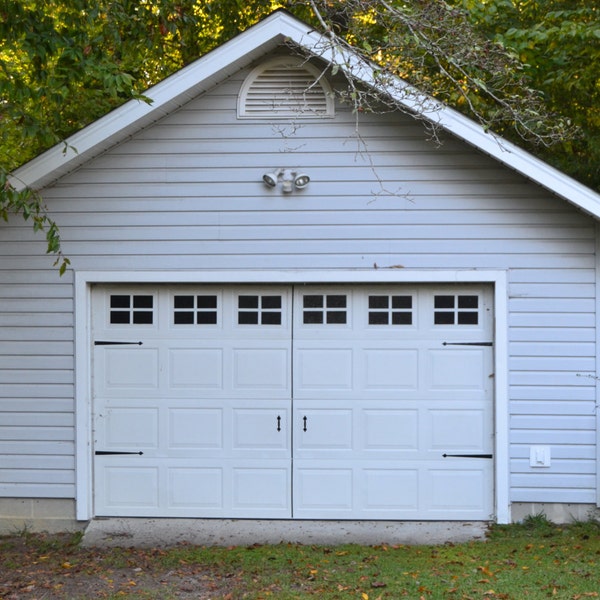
[0,498,85,534]
[511,502,600,524]
[82,518,490,547]
[3,498,600,542]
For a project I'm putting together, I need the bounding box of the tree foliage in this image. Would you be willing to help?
[461,0,599,192]
[1,0,598,272]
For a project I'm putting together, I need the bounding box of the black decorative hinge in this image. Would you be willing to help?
[443,453,493,459]
[442,342,493,347]
[95,451,144,456]
[94,341,143,346]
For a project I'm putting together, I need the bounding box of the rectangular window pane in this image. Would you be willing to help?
[239,295,258,309]
[458,312,478,325]
[327,295,346,308]
[197,296,217,309]
[174,295,194,309]
[174,312,194,325]
[458,295,478,309]
[369,312,389,325]
[434,295,454,309]
[133,311,153,325]
[303,295,323,308]
[392,296,412,309]
[238,312,259,325]
[262,296,282,309]
[434,312,455,325]
[197,312,217,325]
[392,312,412,325]
[110,311,130,324]
[110,295,130,309]
[133,295,153,309]
[369,296,389,309]
[303,311,323,324]
[262,312,282,325]
[327,311,347,324]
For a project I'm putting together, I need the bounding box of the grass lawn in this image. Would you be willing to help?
[1,515,600,599]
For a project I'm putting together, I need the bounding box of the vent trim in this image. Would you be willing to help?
[238,57,335,119]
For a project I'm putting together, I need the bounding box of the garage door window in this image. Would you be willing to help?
[302,294,347,324]
[109,294,154,325]
[434,294,479,325]
[238,295,282,325]
[173,295,218,325]
[368,295,412,325]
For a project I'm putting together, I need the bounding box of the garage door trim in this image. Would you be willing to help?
[74,269,509,523]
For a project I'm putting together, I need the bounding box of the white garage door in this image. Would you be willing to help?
[92,284,494,520]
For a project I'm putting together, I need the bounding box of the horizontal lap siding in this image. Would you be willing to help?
[0,270,74,498]
[509,269,597,503]
[0,62,596,505]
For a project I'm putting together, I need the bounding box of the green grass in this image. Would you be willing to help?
[2,516,600,599]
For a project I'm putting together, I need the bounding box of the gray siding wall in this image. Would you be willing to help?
[0,58,596,505]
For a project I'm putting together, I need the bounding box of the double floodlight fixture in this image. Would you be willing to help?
[262,168,310,193]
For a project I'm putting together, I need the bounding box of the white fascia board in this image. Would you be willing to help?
[11,12,307,191]
[11,10,600,219]
[304,32,600,220]
[433,106,600,220]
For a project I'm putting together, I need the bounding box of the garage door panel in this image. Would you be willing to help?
[97,463,160,512]
[363,468,419,512]
[294,466,354,515]
[99,347,160,392]
[295,407,353,455]
[232,346,289,392]
[232,408,290,455]
[168,348,224,390]
[427,348,488,391]
[168,467,223,509]
[363,348,419,390]
[232,464,290,515]
[363,409,419,451]
[99,408,160,449]
[426,465,493,516]
[168,408,224,450]
[428,408,490,452]
[295,347,353,393]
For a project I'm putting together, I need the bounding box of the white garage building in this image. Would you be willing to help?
[2,10,600,531]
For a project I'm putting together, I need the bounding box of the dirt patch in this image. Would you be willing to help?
[0,533,237,599]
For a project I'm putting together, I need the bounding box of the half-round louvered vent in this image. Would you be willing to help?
[238,57,334,119]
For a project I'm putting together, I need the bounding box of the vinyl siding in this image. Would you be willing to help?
[0,267,74,498]
[0,56,597,506]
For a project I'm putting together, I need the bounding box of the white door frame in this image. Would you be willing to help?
[75,269,509,523]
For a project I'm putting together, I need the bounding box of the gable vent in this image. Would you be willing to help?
[238,57,334,119]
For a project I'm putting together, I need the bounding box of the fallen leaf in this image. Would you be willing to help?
[478,565,494,577]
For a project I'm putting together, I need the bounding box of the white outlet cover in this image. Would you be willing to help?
[530,445,551,468]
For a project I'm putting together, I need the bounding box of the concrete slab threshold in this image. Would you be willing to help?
[82,519,489,548]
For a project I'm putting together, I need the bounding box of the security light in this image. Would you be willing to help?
[262,168,310,193]
[294,173,310,188]
[262,171,279,187]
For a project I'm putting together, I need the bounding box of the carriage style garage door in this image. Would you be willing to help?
[92,284,494,520]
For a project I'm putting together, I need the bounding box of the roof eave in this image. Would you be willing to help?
[10,11,315,191]
[10,10,600,219]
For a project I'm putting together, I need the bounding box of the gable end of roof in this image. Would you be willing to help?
[10,9,600,220]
